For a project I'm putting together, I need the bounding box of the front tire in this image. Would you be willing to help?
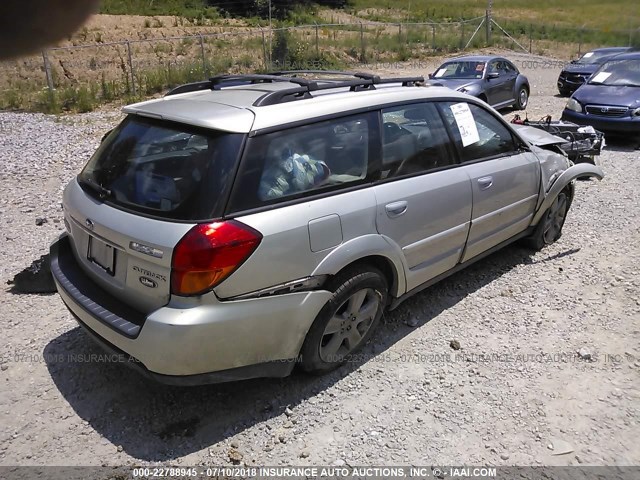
[525,190,571,251]
[299,266,388,374]
[515,86,529,110]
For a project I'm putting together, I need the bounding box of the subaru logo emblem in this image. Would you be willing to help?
[85,219,95,231]
[600,107,609,113]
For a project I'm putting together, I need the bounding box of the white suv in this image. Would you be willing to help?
[50,72,603,385]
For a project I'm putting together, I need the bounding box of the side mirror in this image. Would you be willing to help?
[487,72,500,80]
[428,73,434,79]
[570,59,578,64]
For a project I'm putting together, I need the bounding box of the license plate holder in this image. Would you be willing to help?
[87,236,116,276]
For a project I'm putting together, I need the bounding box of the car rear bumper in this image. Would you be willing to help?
[51,234,333,384]
[561,109,640,134]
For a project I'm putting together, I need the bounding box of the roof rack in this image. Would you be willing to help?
[267,69,369,77]
[165,71,424,106]
[165,74,296,96]
[253,72,424,106]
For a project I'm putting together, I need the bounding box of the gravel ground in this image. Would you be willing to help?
[0,51,639,469]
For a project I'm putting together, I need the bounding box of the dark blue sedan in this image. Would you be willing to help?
[557,47,634,96]
[561,52,640,135]
[427,55,530,110]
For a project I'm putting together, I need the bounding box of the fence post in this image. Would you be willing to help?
[459,20,465,50]
[42,50,54,96]
[315,22,319,59]
[578,27,583,56]
[360,22,365,62]
[126,41,136,96]
[398,23,402,41]
[261,29,268,70]
[199,34,208,77]
[485,10,491,45]
[432,25,436,50]
[529,24,533,53]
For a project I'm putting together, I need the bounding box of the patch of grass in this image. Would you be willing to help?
[101,0,220,20]
[350,0,638,30]
[0,89,28,110]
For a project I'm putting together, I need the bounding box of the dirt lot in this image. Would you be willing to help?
[0,51,639,469]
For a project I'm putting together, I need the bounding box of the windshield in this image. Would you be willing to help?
[588,59,640,87]
[79,115,244,220]
[576,50,622,65]
[433,61,485,79]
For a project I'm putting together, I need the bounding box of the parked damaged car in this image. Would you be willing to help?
[50,72,603,385]
[557,47,635,96]
[427,55,530,110]
[562,52,640,136]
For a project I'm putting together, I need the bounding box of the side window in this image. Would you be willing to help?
[380,102,456,178]
[438,102,517,163]
[503,61,517,74]
[228,113,373,212]
[487,60,500,75]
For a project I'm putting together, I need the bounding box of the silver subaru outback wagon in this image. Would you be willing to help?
[50,72,603,385]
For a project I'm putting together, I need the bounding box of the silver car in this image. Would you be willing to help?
[50,72,603,385]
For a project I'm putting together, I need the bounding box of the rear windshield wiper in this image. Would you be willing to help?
[80,176,112,200]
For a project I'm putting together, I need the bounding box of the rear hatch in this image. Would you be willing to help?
[64,114,246,313]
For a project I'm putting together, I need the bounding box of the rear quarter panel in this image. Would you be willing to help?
[214,188,383,299]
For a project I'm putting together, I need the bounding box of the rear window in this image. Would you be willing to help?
[228,112,376,213]
[78,115,244,221]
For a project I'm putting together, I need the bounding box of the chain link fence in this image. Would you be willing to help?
[0,16,637,112]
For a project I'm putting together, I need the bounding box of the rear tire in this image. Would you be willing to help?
[525,190,571,251]
[558,88,571,97]
[299,266,388,374]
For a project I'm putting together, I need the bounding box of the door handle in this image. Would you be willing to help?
[385,201,408,218]
[478,176,493,190]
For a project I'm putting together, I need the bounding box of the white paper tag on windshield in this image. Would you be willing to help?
[450,103,479,147]
[583,52,594,58]
[591,71,612,83]
[434,68,447,78]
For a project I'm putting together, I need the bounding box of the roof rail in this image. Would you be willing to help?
[165,80,214,96]
[165,72,425,105]
[268,69,362,77]
[253,74,424,106]
[209,73,310,87]
[165,74,293,96]
[267,70,380,81]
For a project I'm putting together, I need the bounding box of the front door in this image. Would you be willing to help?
[485,60,511,106]
[437,101,540,262]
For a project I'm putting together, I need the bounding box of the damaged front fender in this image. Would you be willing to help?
[531,163,604,226]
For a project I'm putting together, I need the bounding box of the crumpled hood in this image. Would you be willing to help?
[561,63,599,76]
[572,84,640,108]
[511,124,568,147]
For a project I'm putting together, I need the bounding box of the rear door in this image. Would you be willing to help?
[437,101,540,262]
[373,102,472,292]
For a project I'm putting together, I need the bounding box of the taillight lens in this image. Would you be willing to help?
[171,221,262,296]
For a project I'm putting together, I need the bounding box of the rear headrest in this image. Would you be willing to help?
[403,108,425,121]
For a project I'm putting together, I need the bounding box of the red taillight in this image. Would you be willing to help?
[171,220,262,296]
